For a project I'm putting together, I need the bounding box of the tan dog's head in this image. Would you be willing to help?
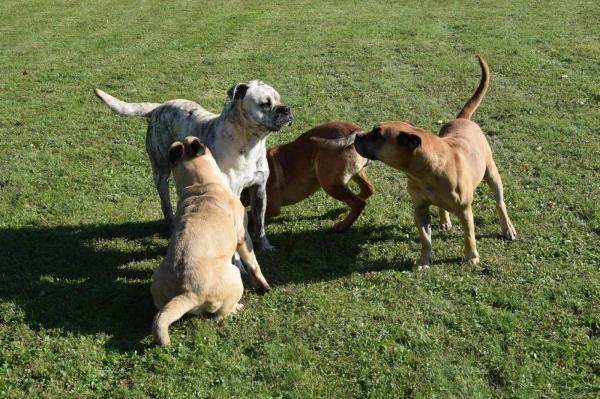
[169,137,225,196]
[354,121,423,170]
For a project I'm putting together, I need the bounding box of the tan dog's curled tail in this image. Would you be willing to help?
[94,88,161,117]
[152,293,198,346]
[456,55,490,120]
[309,132,361,150]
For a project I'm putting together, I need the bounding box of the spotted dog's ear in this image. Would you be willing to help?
[188,137,206,157]
[227,83,249,100]
[169,141,184,163]
[397,133,421,149]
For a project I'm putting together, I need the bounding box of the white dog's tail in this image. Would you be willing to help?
[152,293,198,346]
[94,88,161,117]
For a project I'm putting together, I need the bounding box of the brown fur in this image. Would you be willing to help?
[151,137,270,346]
[265,122,375,231]
[354,56,516,268]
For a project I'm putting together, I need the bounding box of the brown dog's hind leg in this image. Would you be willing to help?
[317,169,366,232]
[458,206,480,264]
[352,169,375,200]
[484,160,517,240]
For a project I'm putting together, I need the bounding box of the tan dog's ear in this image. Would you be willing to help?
[227,83,249,100]
[397,133,421,149]
[169,142,184,164]
[402,119,415,126]
[188,137,206,157]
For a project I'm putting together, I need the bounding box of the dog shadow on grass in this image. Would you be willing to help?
[0,216,412,353]
[0,221,164,353]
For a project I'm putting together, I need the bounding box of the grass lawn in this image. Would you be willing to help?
[1,0,599,397]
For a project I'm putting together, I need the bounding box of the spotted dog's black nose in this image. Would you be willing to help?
[278,105,291,115]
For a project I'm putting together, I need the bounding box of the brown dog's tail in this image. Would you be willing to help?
[152,293,197,346]
[309,132,362,150]
[456,55,490,120]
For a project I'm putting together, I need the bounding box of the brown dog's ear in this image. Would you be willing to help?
[188,137,206,157]
[169,142,184,163]
[397,133,421,149]
[227,83,249,100]
[402,119,415,126]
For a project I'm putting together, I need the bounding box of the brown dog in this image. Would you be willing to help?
[264,122,375,231]
[151,137,271,346]
[330,56,516,268]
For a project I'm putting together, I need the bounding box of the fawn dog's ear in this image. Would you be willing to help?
[188,137,206,157]
[169,141,184,163]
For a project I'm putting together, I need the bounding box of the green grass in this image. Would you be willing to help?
[1,0,599,397]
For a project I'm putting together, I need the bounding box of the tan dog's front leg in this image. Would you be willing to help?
[237,231,271,295]
[458,206,479,264]
[413,205,433,270]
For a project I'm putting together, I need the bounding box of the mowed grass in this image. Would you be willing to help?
[1,0,599,397]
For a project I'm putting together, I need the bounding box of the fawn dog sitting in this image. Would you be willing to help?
[151,137,270,346]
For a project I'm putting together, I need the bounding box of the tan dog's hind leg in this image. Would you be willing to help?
[153,293,197,346]
[352,169,375,200]
[237,231,271,294]
[484,160,517,240]
[413,205,433,270]
[439,209,453,231]
[458,206,480,264]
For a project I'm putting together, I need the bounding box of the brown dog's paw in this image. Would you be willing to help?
[330,222,350,233]
[503,226,517,241]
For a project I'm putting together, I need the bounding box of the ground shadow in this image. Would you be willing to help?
[0,218,422,353]
[0,221,165,353]
[257,221,415,286]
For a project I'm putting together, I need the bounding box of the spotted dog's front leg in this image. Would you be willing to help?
[248,183,274,251]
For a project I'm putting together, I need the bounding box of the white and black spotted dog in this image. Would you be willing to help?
[95,80,292,251]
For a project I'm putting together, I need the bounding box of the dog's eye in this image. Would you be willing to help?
[259,100,271,109]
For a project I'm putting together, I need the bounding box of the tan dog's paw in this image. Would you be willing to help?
[440,221,452,231]
[465,255,480,265]
[502,225,517,241]
[232,303,244,315]
[251,276,272,295]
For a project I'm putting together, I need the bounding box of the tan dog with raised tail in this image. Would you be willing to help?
[324,56,517,269]
[151,137,271,346]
